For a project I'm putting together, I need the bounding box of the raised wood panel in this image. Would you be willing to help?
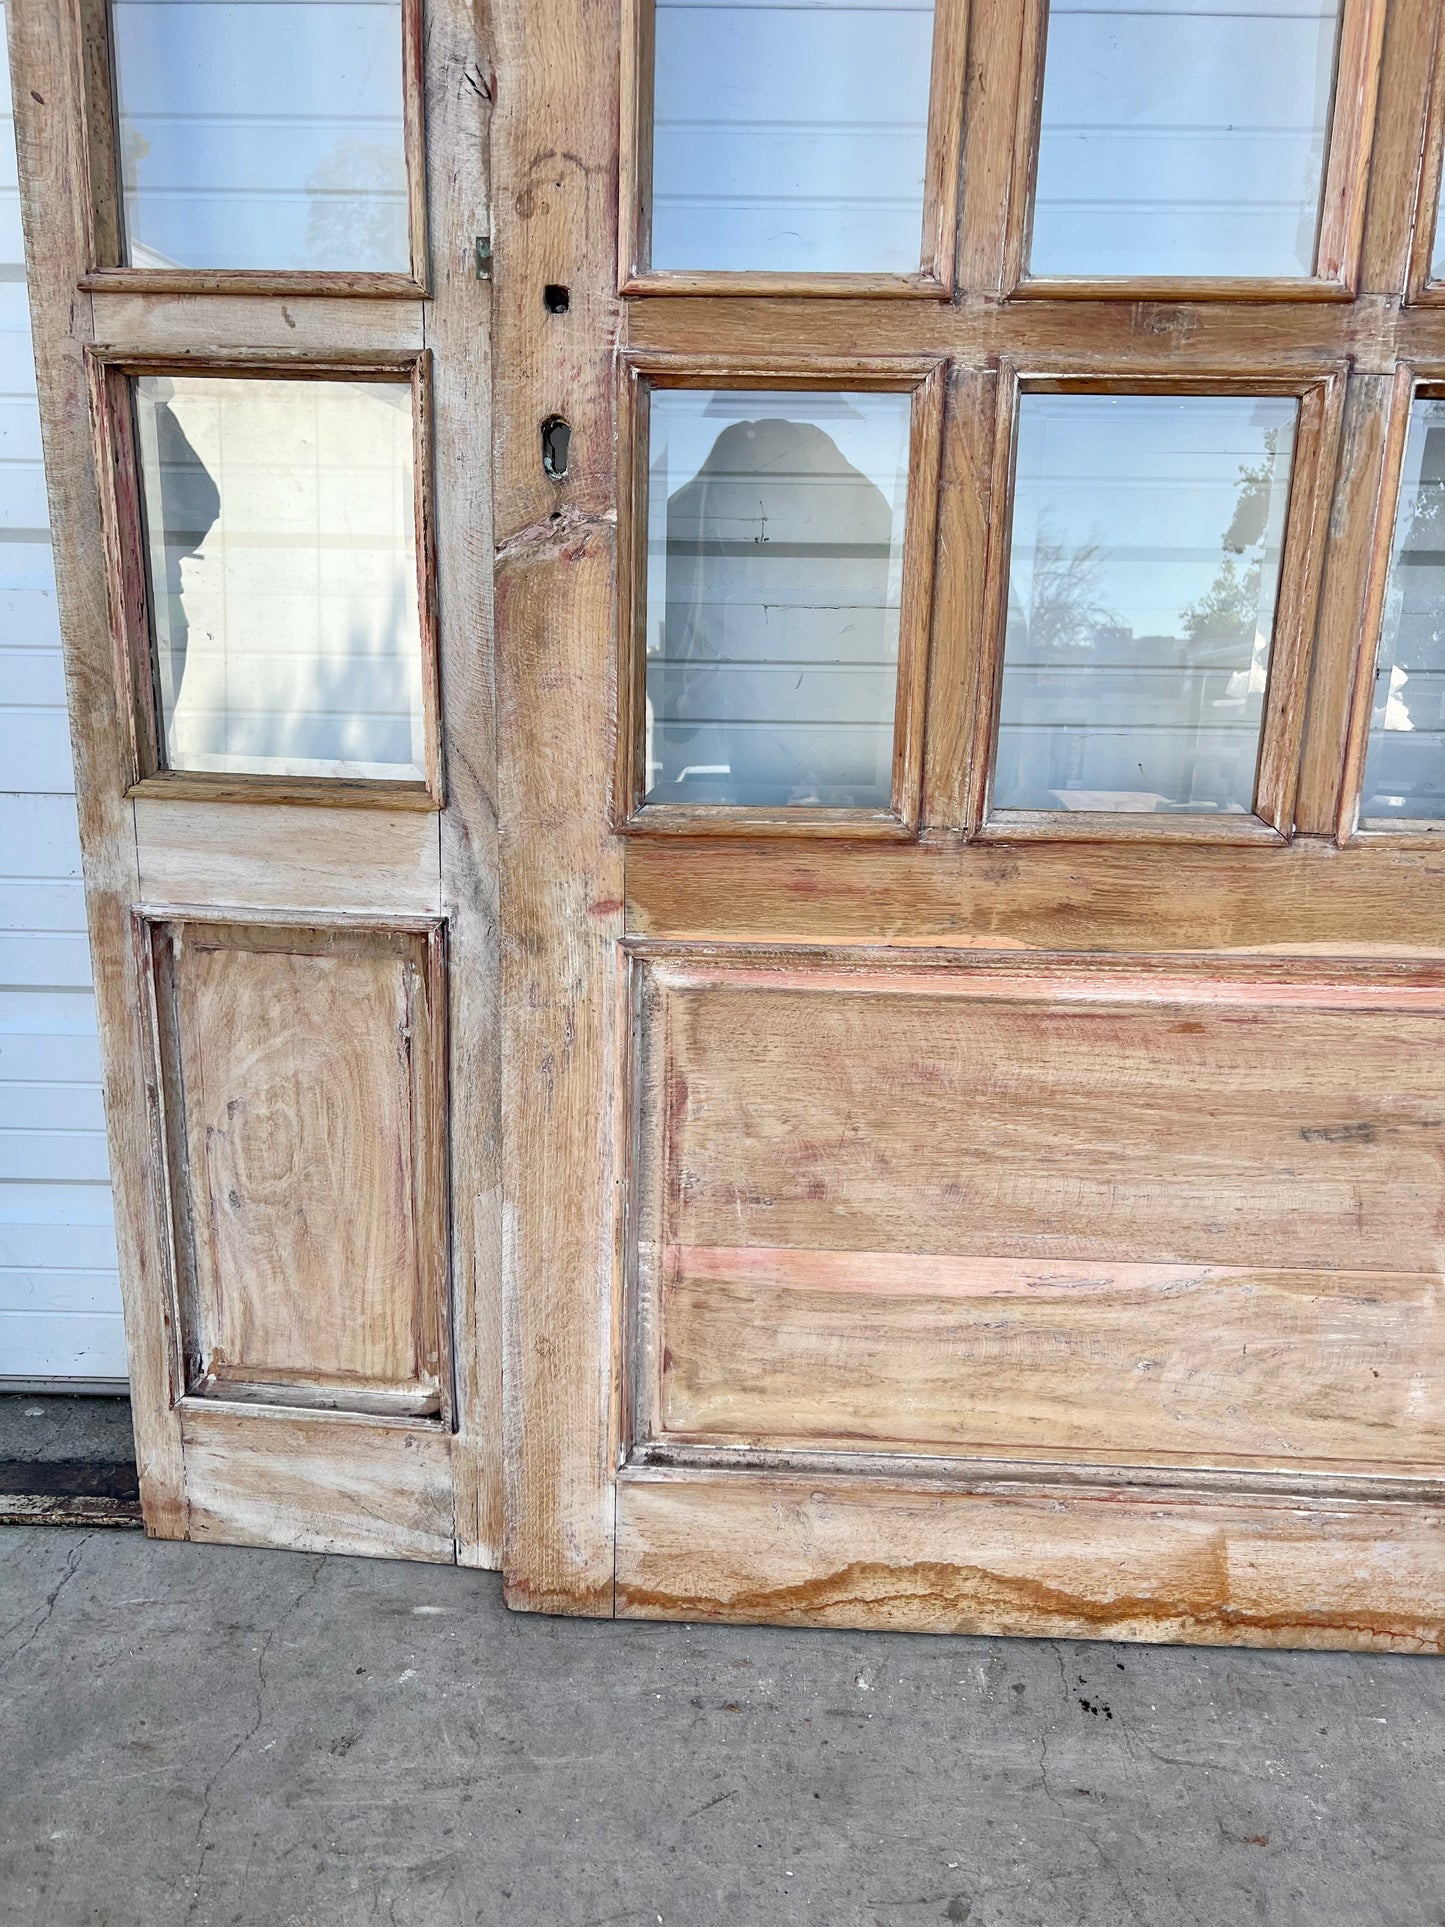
[179,1401,455,1561]
[615,1470,1445,1651]
[656,1248,1445,1471]
[640,958,1445,1270]
[148,916,449,1418]
[631,952,1445,1473]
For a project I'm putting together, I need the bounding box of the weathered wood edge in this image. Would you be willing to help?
[7,0,187,1536]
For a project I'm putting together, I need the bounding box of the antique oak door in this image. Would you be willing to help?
[14,0,1445,1645]
[493,0,1445,1647]
[9,0,500,1559]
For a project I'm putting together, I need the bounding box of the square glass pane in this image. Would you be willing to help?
[111,0,410,272]
[993,393,1298,816]
[133,375,426,782]
[650,0,934,274]
[643,388,912,809]
[1362,399,1445,823]
[1030,0,1343,280]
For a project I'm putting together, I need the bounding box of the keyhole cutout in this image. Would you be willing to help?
[541,416,571,479]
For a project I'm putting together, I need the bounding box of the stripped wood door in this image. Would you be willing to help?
[15,0,1445,1646]
[7,0,500,1561]
[493,0,1445,1646]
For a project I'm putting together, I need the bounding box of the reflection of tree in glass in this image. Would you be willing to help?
[303,136,408,272]
[1012,514,1116,657]
[1379,436,1445,733]
[1182,429,1279,659]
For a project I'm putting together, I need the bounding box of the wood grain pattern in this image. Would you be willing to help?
[1402,0,1445,302]
[649,982,1445,1273]
[1295,372,1397,834]
[1336,364,1420,840]
[492,0,625,1613]
[135,801,442,913]
[616,1469,1445,1650]
[7,0,186,1534]
[654,1246,1445,1470]
[21,0,1445,1647]
[13,0,497,1565]
[626,836,1445,952]
[629,953,1445,1481]
[88,294,426,354]
[180,1401,455,1560]
[624,295,1440,371]
[149,918,450,1418]
[425,0,504,1567]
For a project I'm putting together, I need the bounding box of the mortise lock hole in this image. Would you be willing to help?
[541,416,571,479]
[544,284,570,314]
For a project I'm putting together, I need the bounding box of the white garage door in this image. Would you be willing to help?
[1,12,127,1387]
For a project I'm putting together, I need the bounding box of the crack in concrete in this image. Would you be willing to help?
[183,1555,329,1927]
[0,1532,89,1671]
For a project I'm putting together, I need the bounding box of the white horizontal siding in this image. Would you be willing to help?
[0,10,126,1384]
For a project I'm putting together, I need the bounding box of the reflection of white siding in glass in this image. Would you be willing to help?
[134,376,426,780]
[112,0,408,272]
[651,0,933,273]
[995,393,1297,815]
[1031,0,1342,279]
[644,389,911,807]
[1362,401,1445,822]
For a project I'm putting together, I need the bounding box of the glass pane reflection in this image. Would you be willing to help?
[644,388,912,809]
[1030,0,1342,280]
[994,393,1298,816]
[134,375,426,782]
[650,0,934,274]
[1362,399,1445,822]
[111,0,410,273]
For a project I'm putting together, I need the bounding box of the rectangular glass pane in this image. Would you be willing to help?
[1030,0,1342,279]
[650,0,934,274]
[1362,399,1445,823]
[111,0,409,272]
[644,388,912,809]
[134,375,426,782]
[994,393,1298,816]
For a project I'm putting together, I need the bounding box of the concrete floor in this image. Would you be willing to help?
[1,1528,1442,1927]
[0,1394,136,1466]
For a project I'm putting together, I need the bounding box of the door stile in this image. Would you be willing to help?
[8,0,186,1532]
[424,0,504,1567]
[491,0,626,1611]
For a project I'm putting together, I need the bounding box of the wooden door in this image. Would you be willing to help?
[7,0,500,1561]
[493,0,1445,1647]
